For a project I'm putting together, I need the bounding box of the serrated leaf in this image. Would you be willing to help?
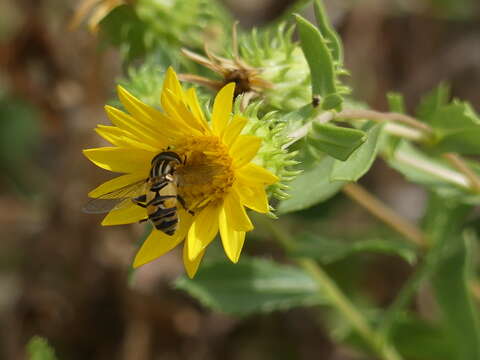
[308,122,366,161]
[331,123,383,181]
[432,231,480,360]
[27,336,58,360]
[295,14,342,110]
[290,233,417,264]
[175,257,325,315]
[278,155,345,214]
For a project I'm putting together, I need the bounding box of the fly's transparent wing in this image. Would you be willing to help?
[82,179,148,214]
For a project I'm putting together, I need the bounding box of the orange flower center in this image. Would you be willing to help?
[174,136,235,210]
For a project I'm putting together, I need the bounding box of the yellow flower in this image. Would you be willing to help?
[84,67,278,277]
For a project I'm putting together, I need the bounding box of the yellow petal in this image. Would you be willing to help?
[230,135,262,168]
[88,172,147,198]
[117,86,160,127]
[219,206,246,263]
[133,210,194,268]
[234,182,270,213]
[223,189,253,232]
[161,90,204,136]
[183,241,205,278]
[237,163,279,186]
[185,87,207,125]
[222,115,247,147]
[95,125,158,151]
[83,147,154,173]
[95,125,126,145]
[187,203,221,260]
[104,105,168,148]
[116,86,181,142]
[101,201,146,225]
[211,83,235,136]
[162,67,185,102]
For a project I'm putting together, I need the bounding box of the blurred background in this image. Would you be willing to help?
[0,0,479,359]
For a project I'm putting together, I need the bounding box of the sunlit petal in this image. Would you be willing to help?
[187,204,221,260]
[237,163,279,186]
[219,206,246,263]
[104,105,167,148]
[223,190,253,232]
[183,242,205,278]
[101,201,146,225]
[222,115,247,147]
[234,182,270,213]
[88,172,147,198]
[211,83,235,136]
[95,125,158,151]
[230,135,262,168]
[83,147,154,173]
[133,210,194,268]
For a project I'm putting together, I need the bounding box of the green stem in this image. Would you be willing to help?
[378,255,432,339]
[258,216,403,360]
[300,259,402,360]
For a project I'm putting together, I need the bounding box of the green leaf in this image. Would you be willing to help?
[416,84,480,155]
[313,0,343,63]
[432,231,480,360]
[429,102,480,155]
[383,93,405,158]
[391,316,456,360]
[99,5,147,61]
[281,103,319,136]
[278,155,345,214]
[290,233,417,264]
[330,123,383,181]
[308,122,366,161]
[27,336,58,360]
[295,14,341,110]
[387,141,480,204]
[387,92,406,113]
[416,83,450,121]
[175,257,325,315]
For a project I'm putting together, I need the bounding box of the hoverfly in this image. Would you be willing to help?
[84,151,199,235]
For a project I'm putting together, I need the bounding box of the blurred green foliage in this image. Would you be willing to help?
[0,95,40,195]
[27,336,58,360]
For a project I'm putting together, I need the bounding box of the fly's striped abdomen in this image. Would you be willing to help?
[147,193,178,235]
[145,151,185,236]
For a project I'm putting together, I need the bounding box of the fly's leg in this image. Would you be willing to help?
[132,194,147,208]
[177,195,194,216]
